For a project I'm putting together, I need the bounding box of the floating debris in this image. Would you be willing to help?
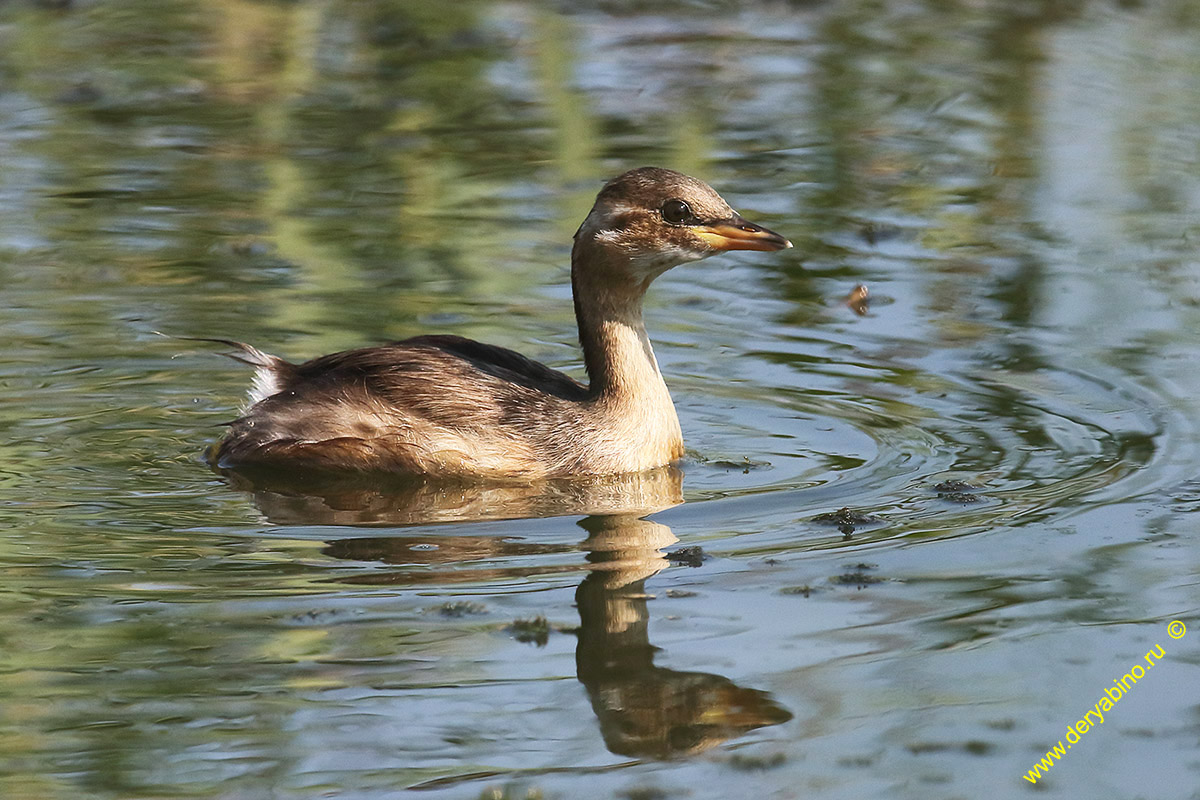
[436,601,488,618]
[844,283,870,315]
[832,563,884,589]
[933,480,978,493]
[506,616,551,647]
[813,507,881,525]
[288,608,339,624]
[933,480,984,503]
[906,740,994,756]
[666,546,708,568]
[708,456,771,473]
[812,507,882,536]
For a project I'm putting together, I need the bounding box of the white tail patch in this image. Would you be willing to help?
[247,366,283,407]
[166,336,289,409]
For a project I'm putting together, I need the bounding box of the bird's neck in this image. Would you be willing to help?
[571,244,672,408]
[568,236,685,471]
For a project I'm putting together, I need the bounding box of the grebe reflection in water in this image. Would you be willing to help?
[327,511,793,759]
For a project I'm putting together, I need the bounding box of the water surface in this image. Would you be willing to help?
[2,1,1199,798]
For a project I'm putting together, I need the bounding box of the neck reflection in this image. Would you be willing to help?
[575,513,792,758]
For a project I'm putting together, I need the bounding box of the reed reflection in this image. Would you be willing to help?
[225,466,792,758]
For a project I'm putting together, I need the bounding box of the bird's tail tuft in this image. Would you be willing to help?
[158,333,294,406]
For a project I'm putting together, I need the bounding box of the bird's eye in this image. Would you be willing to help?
[660,199,693,225]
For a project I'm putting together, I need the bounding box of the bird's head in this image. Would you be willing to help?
[574,167,791,283]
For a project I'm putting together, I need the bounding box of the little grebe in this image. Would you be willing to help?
[207,167,790,478]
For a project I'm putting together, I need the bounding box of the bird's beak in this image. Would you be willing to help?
[694,215,792,252]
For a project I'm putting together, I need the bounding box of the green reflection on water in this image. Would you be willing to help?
[3,0,1200,797]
